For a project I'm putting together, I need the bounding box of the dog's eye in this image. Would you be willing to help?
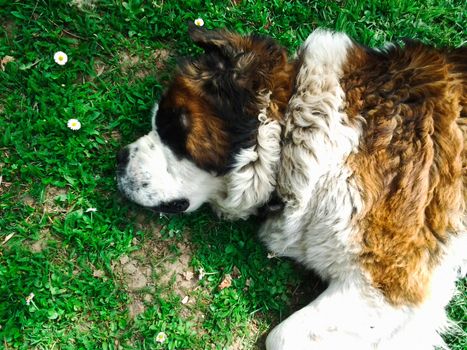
[180,113,190,129]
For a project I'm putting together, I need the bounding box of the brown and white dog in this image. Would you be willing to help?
[117,24,466,349]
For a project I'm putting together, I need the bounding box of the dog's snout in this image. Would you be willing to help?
[116,147,130,171]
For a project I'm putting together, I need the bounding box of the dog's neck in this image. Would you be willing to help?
[210,58,298,220]
[211,93,285,220]
[262,58,299,123]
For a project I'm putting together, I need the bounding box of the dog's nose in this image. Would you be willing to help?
[116,147,130,171]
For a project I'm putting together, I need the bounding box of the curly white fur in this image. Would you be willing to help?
[213,92,282,219]
[260,30,363,279]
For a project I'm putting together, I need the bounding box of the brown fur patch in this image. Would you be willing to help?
[224,34,297,119]
[160,76,230,170]
[159,28,297,172]
[342,43,465,305]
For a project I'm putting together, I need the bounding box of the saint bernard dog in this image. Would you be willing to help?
[117,24,466,349]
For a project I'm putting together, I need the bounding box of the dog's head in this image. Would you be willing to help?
[117,24,295,215]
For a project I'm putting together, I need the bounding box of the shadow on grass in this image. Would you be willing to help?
[254,266,328,349]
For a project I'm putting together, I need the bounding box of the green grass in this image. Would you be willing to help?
[0,0,465,349]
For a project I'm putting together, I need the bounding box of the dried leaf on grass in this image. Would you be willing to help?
[92,269,105,278]
[218,274,232,290]
[1,233,15,245]
[1,56,15,71]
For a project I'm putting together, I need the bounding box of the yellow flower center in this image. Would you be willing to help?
[58,55,64,61]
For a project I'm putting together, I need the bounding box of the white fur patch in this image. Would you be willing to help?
[280,29,359,207]
[213,92,282,219]
[260,29,363,280]
[265,241,465,349]
[117,130,221,211]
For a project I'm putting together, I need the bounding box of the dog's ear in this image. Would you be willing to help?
[186,23,292,119]
[188,22,242,59]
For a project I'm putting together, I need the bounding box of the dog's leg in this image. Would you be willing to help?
[265,241,464,350]
[265,278,385,350]
[265,276,449,350]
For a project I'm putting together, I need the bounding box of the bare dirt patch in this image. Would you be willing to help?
[29,229,51,253]
[110,130,122,142]
[119,51,140,72]
[153,48,170,70]
[101,129,122,145]
[9,186,69,253]
[43,186,68,213]
[21,194,36,207]
[118,48,171,82]
[0,177,12,194]
[111,213,203,321]
[69,0,96,10]
[128,299,145,319]
[157,242,198,296]
[112,238,202,317]
[120,253,151,291]
[113,215,323,348]
[23,226,64,256]
[15,186,68,213]
[93,58,106,77]
[2,20,16,38]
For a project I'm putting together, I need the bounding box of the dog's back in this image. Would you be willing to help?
[263,31,466,349]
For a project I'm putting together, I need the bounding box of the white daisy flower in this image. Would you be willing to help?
[194,18,204,27]
[155,331,167,343]
[25,292,35,305]
[54,51,68,65]
[67,119,81,131]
